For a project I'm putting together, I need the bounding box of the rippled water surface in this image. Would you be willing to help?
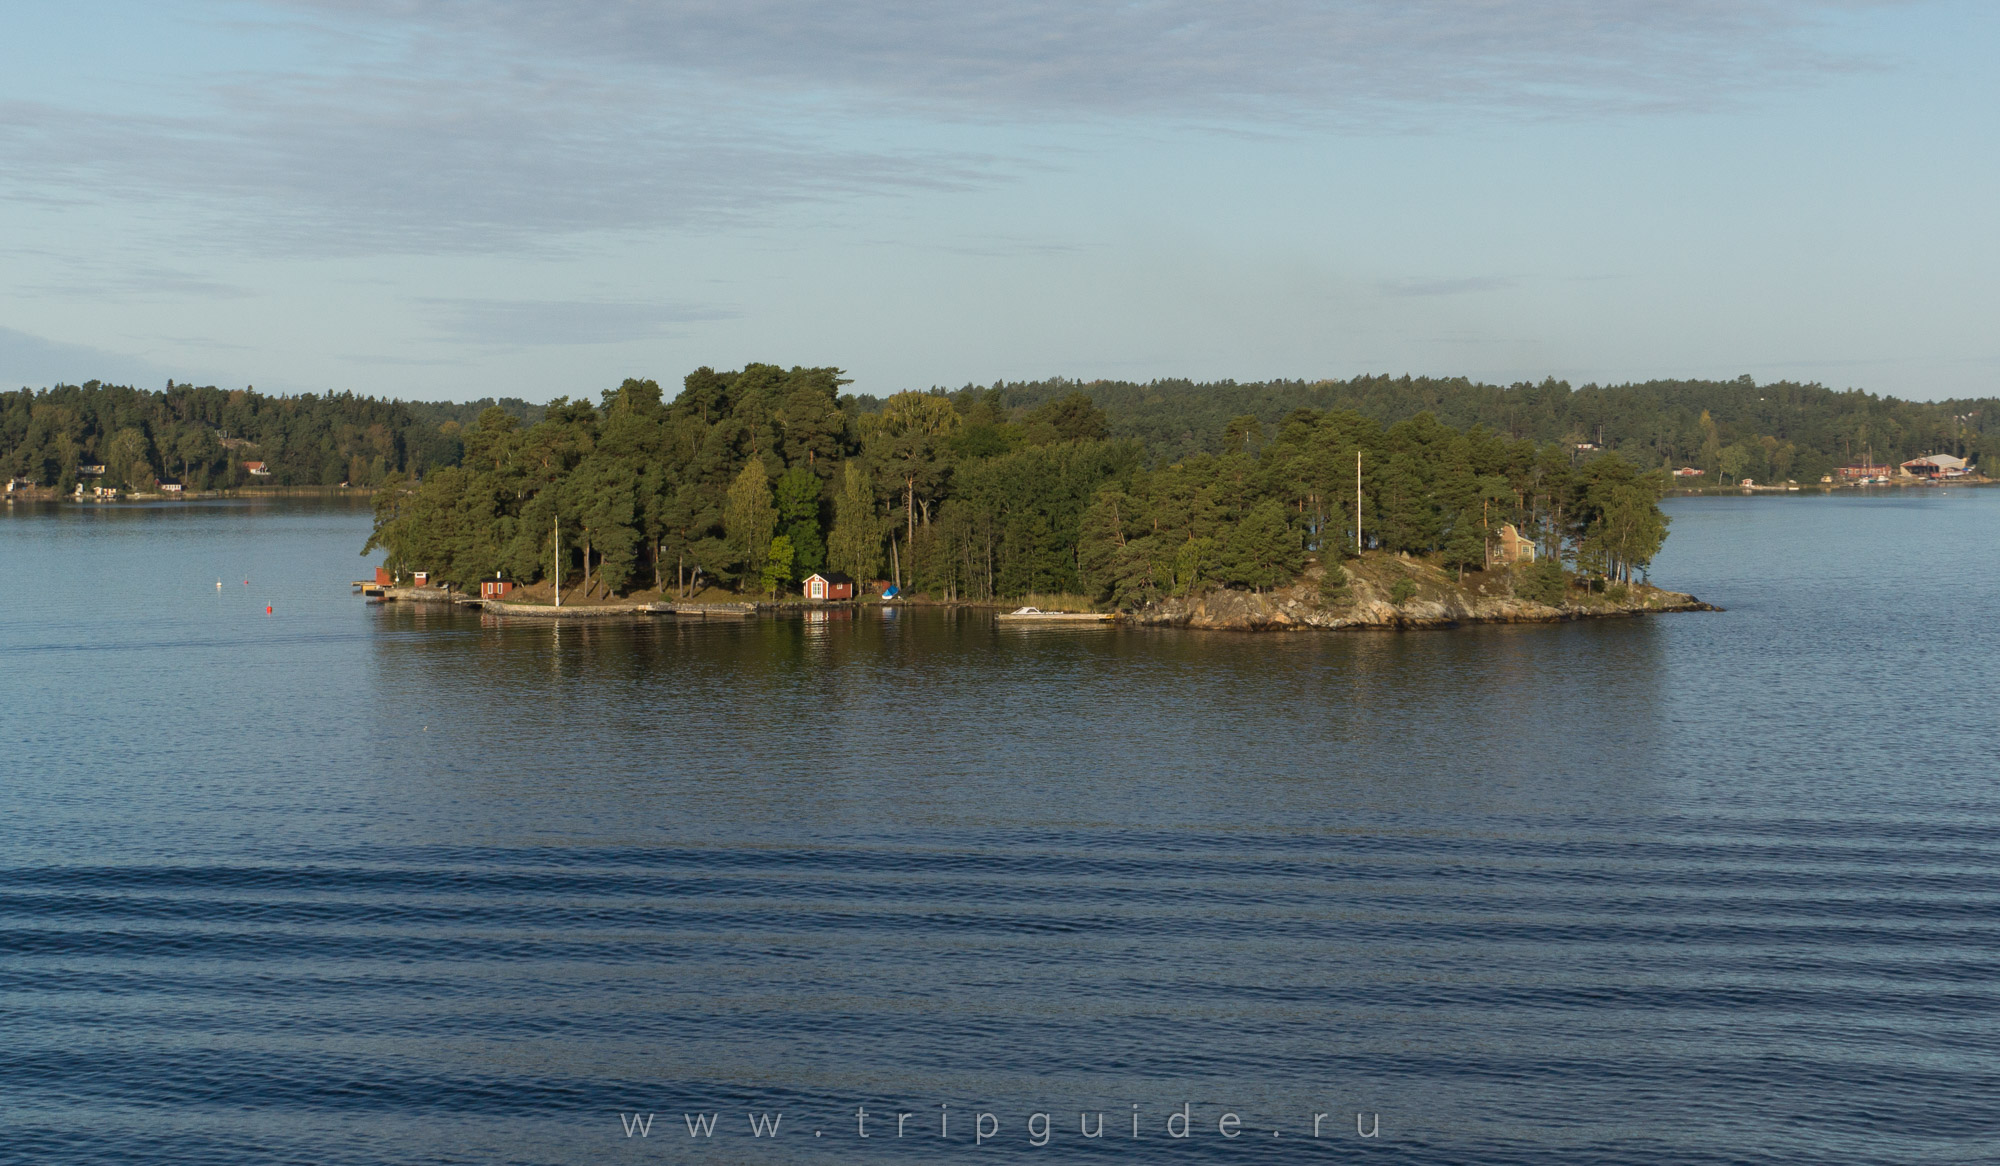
[3,491,1997,1164]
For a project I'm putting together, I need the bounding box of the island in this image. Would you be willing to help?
[355,364,1707,627]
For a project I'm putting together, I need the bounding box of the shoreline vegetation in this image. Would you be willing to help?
[347,363,1715,629]
[377,549,1719,632]
[6,372,1989,497]
[10,368,1987,629]
[6,474,1978,507]
[359,366,1686,614]
[4,484,381,502]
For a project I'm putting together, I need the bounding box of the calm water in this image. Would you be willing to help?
[2,491,1996,1164]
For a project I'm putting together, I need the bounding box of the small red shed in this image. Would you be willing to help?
[803,571,854,601]
[480,578,515,600]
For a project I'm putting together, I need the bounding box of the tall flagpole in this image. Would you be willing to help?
[1355,449,1363,554]
[554,515,561,607]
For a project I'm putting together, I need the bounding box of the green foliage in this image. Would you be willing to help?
[565,456,639,594]
[1170,537,1214,598]
[16,370,1994,609]
[1318,562,1351,605]
[1389,578,1418,605]
[1573,458,1669,584]
[1221,414,1264,454]
[1023,392,1109,444]
[761,535,795,596]
[364,364,850,594]
[0,379,461,490]
[105,427,153,490]
[357,364,1680,604]
[774,465,826,577]
[827,460,883,583]
[1440,512,1488,578]
[1719,440,1761,484]
[726,461,777,583]
[1518,558,1568,605]
[1077,488,1159,607]
[1215,499,1302,591]
[853,373,1992,478]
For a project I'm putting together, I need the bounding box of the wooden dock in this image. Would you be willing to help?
[479,598,655,617]
[362,588,772,618]
[654,602,756,617]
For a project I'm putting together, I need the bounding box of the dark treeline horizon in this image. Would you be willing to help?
[6,371,1989,495]
[856,373,1994,480]
[0,379,544,493]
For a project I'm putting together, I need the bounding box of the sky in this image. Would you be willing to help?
[1,1,1995,403]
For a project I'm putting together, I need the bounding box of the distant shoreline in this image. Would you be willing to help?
[14,479,1986,506]
[4,485,377,503]
[1668,477,1992,497]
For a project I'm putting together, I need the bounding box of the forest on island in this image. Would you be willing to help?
[362,365,1671,605]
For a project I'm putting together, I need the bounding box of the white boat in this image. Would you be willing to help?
[996,606,1115,622]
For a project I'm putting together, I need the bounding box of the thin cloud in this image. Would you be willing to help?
[279,0,1903,121]
[0,325,178,390]
[0,88,998,256]
[1380,276,1519,298]
[21,265,252,302]
[0,2,1910,259]
[420,298,739,347]
[337,352,466,367]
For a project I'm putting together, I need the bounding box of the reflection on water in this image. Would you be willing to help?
[363,606,1674,845]
[2,492,1997,1164]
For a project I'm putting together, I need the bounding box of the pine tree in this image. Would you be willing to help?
[1319,562,1351,606]
[1440,512,1487,581]
[1215,499,1301,592]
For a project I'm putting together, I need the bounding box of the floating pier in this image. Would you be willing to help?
[995,608,1116,623]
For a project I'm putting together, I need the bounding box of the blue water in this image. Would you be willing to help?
[2,491,1996,1163]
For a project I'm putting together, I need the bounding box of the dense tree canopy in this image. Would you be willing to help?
[365,367,860,597]
[37,369,1907,601]
[0,380,523,491]
[859,374,1994,482]
[360,368,1674,604]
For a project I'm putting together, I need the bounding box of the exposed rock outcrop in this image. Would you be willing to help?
[1132,556,1718,631]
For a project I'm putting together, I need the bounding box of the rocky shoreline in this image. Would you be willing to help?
[369,555,1719,632]
[1133,557,1719,631]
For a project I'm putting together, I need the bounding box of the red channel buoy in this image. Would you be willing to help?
[265,605,273,614]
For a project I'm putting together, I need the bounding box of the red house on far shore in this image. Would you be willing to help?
[803,572,854,601]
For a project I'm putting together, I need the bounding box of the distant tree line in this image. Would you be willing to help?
[0,380,534,492]
[40,367,1964,600]
[363,365,1673,603]
[867,374,1993,483]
